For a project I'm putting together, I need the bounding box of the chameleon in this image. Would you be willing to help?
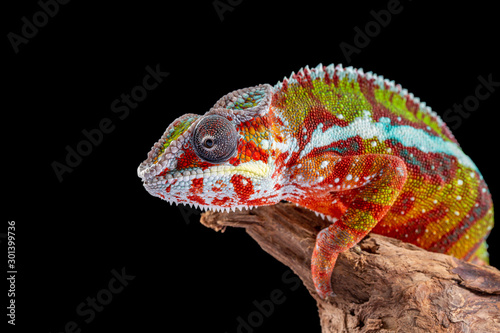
[137,63,494,299]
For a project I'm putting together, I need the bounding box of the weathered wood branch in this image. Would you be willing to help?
[200,202,500,333]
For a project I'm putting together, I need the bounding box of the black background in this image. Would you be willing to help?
[5,0,500,332]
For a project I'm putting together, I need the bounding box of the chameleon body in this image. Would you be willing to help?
[138,63,494,299]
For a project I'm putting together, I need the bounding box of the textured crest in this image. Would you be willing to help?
[208,84,273,118]
[274,63,455,143]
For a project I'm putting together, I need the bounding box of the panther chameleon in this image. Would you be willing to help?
[137,63,494,299]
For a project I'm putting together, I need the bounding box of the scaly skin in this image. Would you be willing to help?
[138,64,494,299]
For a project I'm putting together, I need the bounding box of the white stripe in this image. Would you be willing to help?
[299,112,478,171]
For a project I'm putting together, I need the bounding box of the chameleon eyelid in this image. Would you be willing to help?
[192,115,238,163]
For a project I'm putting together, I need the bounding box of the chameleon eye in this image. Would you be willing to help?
[192,115,238,163]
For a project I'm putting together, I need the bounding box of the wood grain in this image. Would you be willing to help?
[200,203,500,332]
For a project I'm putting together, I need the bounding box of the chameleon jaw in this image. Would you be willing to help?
[140,160,274,212]
[173,201,257,213]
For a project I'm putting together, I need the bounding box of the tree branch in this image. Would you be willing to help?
[200,202,500,333]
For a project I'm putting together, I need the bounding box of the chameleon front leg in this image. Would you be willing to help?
[299,154,408,299]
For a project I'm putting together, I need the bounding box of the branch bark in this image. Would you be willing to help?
[200,202,500,333]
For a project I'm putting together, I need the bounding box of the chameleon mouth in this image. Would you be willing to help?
[141,160,271,186]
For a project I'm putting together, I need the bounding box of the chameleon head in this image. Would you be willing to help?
[137,84,284,212]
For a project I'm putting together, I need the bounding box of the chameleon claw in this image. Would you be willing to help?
[324,291,336,302]
[315,284,336,300]
[352,244,362,255]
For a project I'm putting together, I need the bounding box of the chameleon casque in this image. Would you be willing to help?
[137,63,494,299]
